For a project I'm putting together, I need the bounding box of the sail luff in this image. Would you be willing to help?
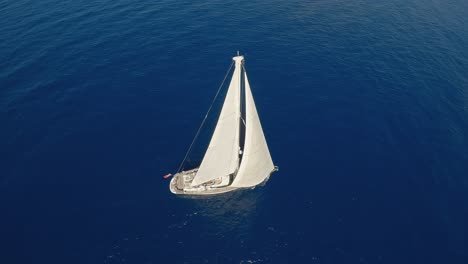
[190,57,243,187]
[231,70,274,187]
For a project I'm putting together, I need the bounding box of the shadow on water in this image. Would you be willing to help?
[167,188,272,262]
[183,188,266,238]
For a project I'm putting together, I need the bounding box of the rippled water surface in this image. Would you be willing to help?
[1,0,468,263]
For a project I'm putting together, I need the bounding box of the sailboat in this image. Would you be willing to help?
[170,54,278,195]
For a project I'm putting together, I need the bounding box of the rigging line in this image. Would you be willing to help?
[176,61,235,173]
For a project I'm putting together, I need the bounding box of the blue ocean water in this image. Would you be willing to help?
[1,0,468,263]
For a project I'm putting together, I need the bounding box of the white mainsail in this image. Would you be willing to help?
[231,70,274,187]
[191,57,244,187]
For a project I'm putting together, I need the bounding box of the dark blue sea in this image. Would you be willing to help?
[1,0,468,263]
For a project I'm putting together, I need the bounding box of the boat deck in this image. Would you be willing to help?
[169,168,240,195]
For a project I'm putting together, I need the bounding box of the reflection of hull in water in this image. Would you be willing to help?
[169,167,278,196]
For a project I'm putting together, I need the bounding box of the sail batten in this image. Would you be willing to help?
[191,57,243,187]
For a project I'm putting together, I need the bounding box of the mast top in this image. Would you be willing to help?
[233,53,244,65]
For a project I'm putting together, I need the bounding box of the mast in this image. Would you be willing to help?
[238,56,246,172]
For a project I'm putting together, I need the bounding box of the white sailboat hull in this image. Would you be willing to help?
[169,168,241,195]
[169,167,278,196]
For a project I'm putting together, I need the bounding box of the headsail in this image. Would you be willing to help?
[191,56,244,186]
[231,69,274,187]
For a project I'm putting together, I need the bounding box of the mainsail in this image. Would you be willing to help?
[231,69,274,187]
[191,57,243,186]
